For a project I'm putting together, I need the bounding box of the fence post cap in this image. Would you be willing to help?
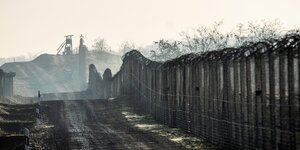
[24,128,29,137]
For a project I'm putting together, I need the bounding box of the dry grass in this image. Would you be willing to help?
[0,100,36,136]
[0,105,9,114]
[121,107,218,149]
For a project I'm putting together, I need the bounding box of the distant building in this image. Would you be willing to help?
[0,69,16,97]
[78,35,87,88]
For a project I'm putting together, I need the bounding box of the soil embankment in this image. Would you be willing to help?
[0,51,122,97]
[0,103,37,149]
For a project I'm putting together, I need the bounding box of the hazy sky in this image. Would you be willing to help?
[0,0,299,58]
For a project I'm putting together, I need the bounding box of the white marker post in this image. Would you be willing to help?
[24,128,30,150]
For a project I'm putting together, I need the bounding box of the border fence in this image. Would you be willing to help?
[103,33,300,149]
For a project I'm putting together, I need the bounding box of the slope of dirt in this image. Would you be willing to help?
[0,102,37,149]
[0,51,121,97]
[0,103,37,135]
[0,99,56,149]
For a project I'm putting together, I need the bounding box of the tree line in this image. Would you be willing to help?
[92,19,299,61]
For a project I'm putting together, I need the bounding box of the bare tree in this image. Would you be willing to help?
[119,41,137,54]
[150,39,182,61]
[92,38,111,52]
[179,19,285,53]
[231,19,284,47]
[230,23,248,47]
[181,21,230,53]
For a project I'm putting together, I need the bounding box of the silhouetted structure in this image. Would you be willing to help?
[103,68,112,98]
[56,35,74,55]
[79,35,88,88]
[0,69,16,97]
[87,64,103,98]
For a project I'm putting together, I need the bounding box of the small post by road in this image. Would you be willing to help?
[24,128,29,150]
[36,90,41,125]
[38,90,41,106]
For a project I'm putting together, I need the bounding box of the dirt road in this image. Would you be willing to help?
[43,99,181,150]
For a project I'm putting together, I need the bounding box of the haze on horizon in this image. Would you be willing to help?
[0,0,300,58]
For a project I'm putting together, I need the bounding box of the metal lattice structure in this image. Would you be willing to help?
[56,35,74,55]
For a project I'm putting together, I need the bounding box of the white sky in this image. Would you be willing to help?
[0,0,299,58]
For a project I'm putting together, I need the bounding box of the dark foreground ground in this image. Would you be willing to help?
[0,102,37,150]
[1,98,217,150]
[43,99,182,150]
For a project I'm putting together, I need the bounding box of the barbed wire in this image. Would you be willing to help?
[122,33,300,68]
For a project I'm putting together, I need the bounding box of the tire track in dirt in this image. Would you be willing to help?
[64,100,92,149]
[44,99,181,150]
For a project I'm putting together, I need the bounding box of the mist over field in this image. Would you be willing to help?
[1,0,300,149]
